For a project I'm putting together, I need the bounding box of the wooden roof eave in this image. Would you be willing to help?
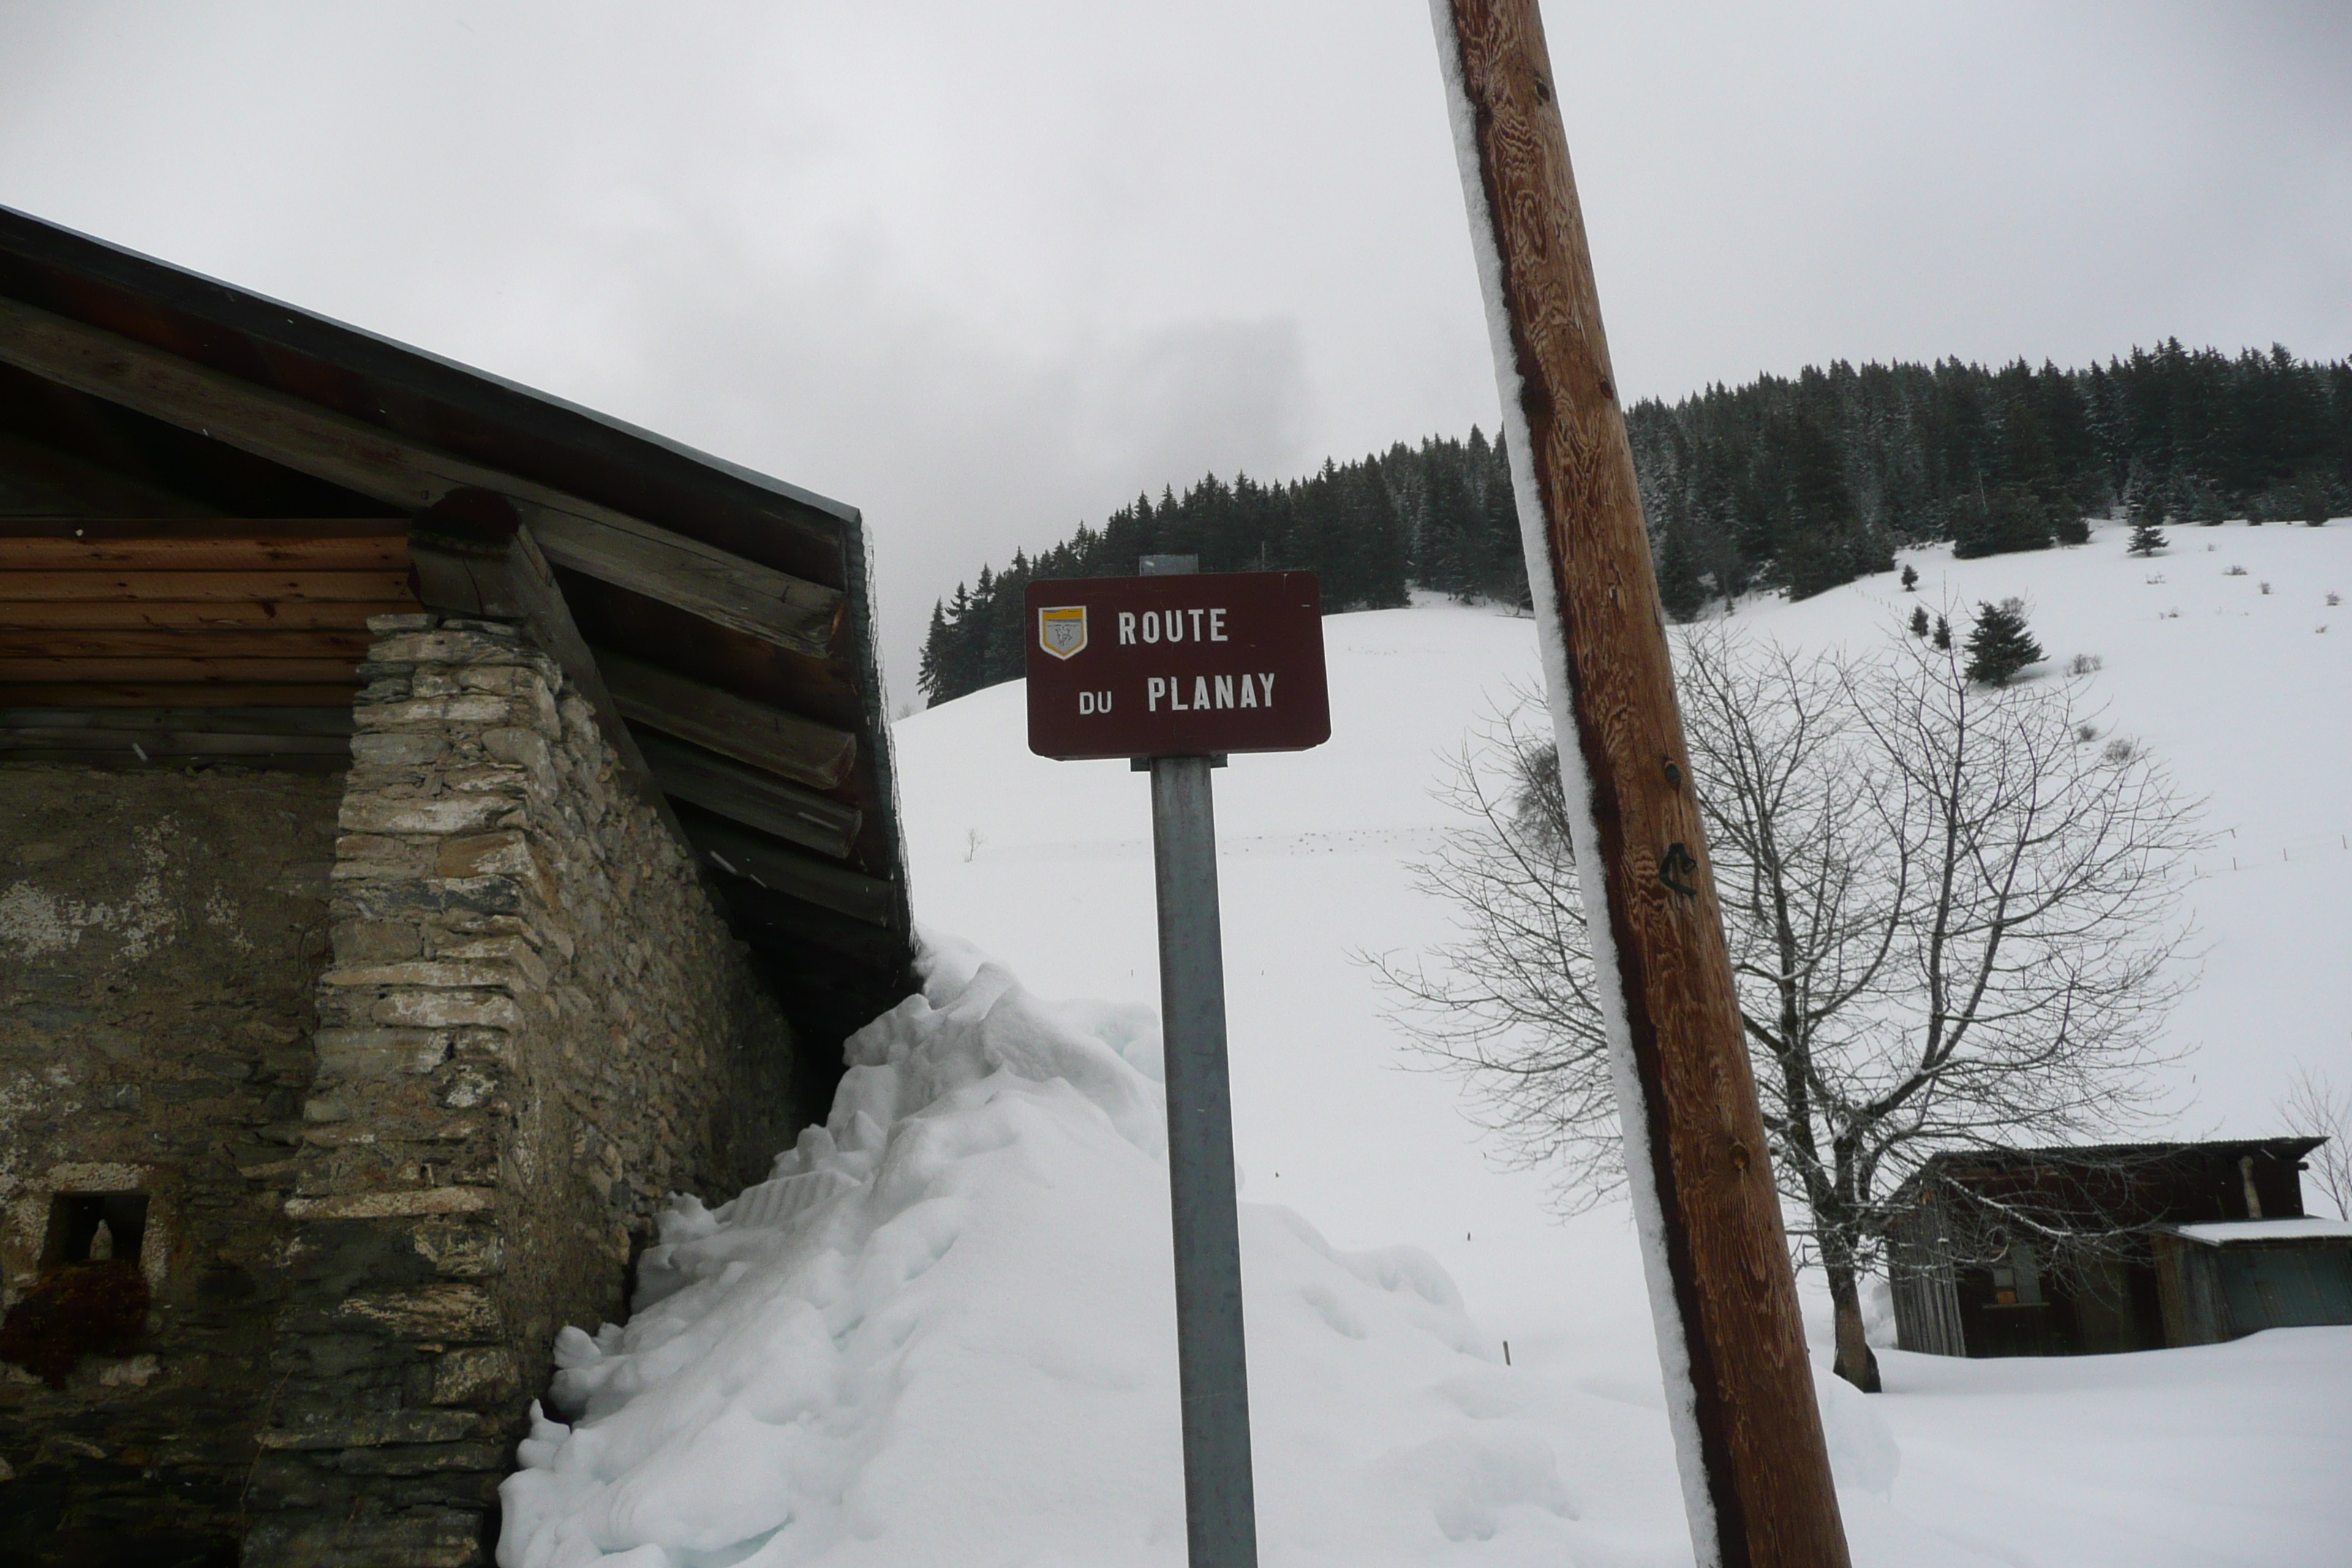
[1,206,914,989]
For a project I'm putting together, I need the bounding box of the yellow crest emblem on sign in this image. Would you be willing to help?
[1038,606,1088,660]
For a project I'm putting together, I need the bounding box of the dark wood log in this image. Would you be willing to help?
[0,296,843,636]
[0,726,351,758]
[0,519,404,540]
[557,570,865,733]
[0,657,359,683]
[595,648,856,794]
[719,880,911,968]
[676,809,897,928]
[0,429,226,519]
[1435,6,1851,1567]
[0,570,412,602]
[0,682,359,706]
[0,629,373,658]
[0,705,355,735]
[527,511,843,660]
[635,729,862,861]
[0,600,415,630]
[0,532,410,570]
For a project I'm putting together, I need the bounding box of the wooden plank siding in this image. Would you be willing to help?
[0,521,414,710]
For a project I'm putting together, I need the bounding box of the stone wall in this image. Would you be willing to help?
[0,764,342,1568]
[246,614,799,1567]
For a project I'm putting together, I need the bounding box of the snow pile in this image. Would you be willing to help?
[498,938,1593,1567]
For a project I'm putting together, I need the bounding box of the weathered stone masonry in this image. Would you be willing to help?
[0,766,340,1567]
[4,611,806,1567]
[246,613,801,1566]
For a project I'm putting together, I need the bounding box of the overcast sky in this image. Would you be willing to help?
[4,1,2348,692]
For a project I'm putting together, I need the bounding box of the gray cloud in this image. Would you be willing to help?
[2,0,2345,685]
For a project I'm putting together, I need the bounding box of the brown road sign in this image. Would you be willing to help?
[1025,571,1330,760]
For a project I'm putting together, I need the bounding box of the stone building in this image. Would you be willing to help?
[0,207,914,1566]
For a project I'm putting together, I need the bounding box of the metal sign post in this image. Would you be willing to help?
[1150,750,1255,1568]
[1025,563,1330,1568]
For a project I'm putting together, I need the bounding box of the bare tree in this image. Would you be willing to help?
[1377,627,2205,1390]
[2276,1066,2352,1219]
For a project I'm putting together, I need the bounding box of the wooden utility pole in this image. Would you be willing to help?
[1430,4,1853,1566]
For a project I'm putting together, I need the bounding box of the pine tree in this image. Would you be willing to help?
[2299,471,2334,527]
[2126,520,2167,556]
[1964,598,2046,686]
[1952,485,2051,559]
[1909,605,1930,639]
[1932,614,1952,652]
[1656,515,1708,622]
[916,599,951,706]
[1900,564,1919,592]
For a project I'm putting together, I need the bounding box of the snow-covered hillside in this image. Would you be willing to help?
[501,522,2352,1566]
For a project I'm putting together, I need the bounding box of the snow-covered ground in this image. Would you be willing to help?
[502,521,2352,1566]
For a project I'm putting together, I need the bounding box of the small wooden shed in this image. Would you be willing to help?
[1887,1137,2339,1359]
[2150,1217,2352,1346]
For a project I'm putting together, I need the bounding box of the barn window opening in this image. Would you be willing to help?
[42,1192,149,1273]
[4,1193,155,1389]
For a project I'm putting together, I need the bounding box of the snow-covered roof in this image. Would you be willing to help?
[2163,1218,2352,1245]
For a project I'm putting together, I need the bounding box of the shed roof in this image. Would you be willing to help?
[1910,1137,2326,1182]
[2159,1218,2352,1246]
[1,205,914,1055]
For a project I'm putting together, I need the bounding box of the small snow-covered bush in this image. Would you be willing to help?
[2068,653,2103,675]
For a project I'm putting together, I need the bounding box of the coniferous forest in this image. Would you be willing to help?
[918,342,2352,706]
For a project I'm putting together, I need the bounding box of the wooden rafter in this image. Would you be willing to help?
[676,810,897,927]
[0,600,413,630]
[596,648,857,794]
[635,729,862,862]
[0,296,844,660]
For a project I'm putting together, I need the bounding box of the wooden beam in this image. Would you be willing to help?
[0,296,843,656]
[0,570,412,602]
[636,729,862,862]
[528,513,842,660]
[0,532,410,570]
[678,811,897,928]
[0,518,403,538]
[0,726,351,758]
[0,682,359,706]
[0,629,372,658]
[1436,7,1850,1566]
[720,880,910,969]
[0,705,355,736]
[0,430,225,519]
[405,493,688,849]
[0,657,359,683]
[557,570,865,731]
[0,600,415,630]
[595,647,856,794]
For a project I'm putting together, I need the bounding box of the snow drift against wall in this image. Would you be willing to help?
[497,935,1595,1567]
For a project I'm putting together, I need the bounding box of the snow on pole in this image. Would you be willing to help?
[1427,4,1852,1567]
